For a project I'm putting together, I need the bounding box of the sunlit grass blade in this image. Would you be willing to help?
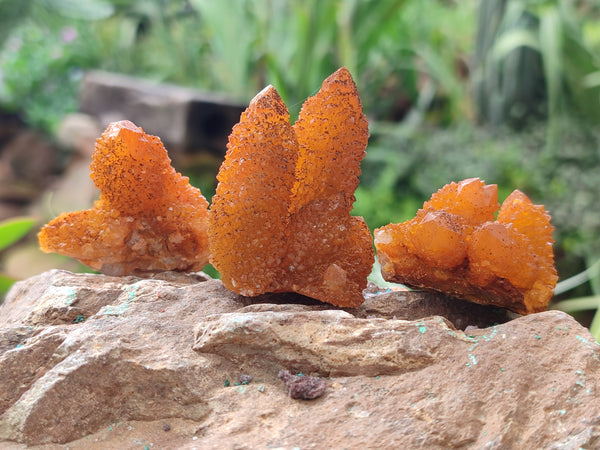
[589,309,600,341]
[552,295,600,313]
[0,216,37,252]
[0,273,18,295]
[554,259,600,296]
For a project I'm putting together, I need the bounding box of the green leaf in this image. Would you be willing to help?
[552,295,600,313]
[554,258,600,295]
[492,29,540,62]
[582,71,600,88]
[0,216,37,252]
[0,273,17,295]
[539,9,563,119]
[554,245,600,317]
[589,309,600,342]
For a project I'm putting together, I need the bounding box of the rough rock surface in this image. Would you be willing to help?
[1,270,599,449]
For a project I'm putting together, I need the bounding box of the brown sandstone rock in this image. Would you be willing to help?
[0,270,599,448]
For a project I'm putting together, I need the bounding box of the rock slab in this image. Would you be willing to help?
[80,71,246,155]
[0,270,599,448]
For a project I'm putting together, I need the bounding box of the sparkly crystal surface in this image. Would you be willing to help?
[375,178,557,314]
[39,120,210,275]
[209,68,374,307]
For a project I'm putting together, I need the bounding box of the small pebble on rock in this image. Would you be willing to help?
[278,369,326,400]
[239,374,253,385]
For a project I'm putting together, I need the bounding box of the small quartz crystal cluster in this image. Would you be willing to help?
[374,178,558,314]
[38,120,210,275]
[209,67,374,307]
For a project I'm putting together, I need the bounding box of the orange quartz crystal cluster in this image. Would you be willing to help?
[374,178,558,314]
[38,120,210,275]
[209,67,374,307]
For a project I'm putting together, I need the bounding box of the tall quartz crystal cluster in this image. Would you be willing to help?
[38,120,210,275]
[209,67,374,307]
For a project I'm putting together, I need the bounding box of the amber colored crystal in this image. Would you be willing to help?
[38,120,210,275]
[209,67,374,307]
[374,178,558,314]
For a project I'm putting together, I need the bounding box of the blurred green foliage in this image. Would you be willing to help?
[0,0,115,132]
[472,0,600,145]
[0,0,474,129]
[0,216,37,295]
[553,258,600,339]
[0,216,37,251]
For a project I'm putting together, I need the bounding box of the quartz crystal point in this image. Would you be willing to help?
[209,67,374,307]
[374,178,558,314]
[39,120,210,275]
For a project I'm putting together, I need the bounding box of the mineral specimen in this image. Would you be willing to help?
[374,178,558,314]
[278,370,327,400]
[38,120,210,275]
[209,67,374,307]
